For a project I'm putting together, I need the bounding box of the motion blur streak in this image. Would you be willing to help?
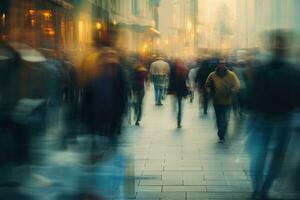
[0,0,300,199]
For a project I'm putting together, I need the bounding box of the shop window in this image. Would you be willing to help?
[132,0,139,16]
[25,9,36,29]
[38,9,55,49]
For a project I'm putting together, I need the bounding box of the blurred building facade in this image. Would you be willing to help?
[196,0,235,53]
[233,0,300,50]
[0,0,110,54]
[109,0,160,54]
[0,0,160,59]
[157,0,300,57]
[158,0,198,57]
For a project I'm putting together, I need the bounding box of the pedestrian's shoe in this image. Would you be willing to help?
[250,190,263,199]
[135,121,140,126]
[177,122,182,128]
[218,139,225,143]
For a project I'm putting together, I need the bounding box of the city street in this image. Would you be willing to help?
[2,89,298,200]
[1,0,300,199]
[118,90,299,199]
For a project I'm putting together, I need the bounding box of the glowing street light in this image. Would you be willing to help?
[187,21,192,32]
[96,22,102,30]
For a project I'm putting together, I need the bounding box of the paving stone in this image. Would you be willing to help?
[163,185,206,192]
[136,186,162,192]
[207,185,249,192]
[187,192,244,199]
[162,171,183,181]
[144,166,164,171]
[183,178,206,185]
[204,173,226,181]
[140,179,183,186]
[136,192,186,199]
[202,180,230,186]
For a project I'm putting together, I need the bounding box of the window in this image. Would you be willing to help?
[132,0,138,16]
[111,0,120,14]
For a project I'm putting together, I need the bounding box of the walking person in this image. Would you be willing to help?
[205,58,240,143]
[150,56,170,106]
[196,58,215,114]
[168,59,189,128]
[188,65,198,103]
[246,30,300,199]
[132,59,148,126]
[80,47,128,139]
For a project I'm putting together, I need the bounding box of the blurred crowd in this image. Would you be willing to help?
[1,29,300,199]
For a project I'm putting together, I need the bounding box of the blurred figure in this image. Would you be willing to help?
[168,59,189,128]
[150,56,170,106]
[188,64,198,103]
[231,60,246,118]
[0,43,25,168]
[119,52,135,125]
[205,58,240,143]
[132,58,148,126]
[80,47,128,139]
[0,42,58,193]
[196,58,215,114]
[59,53,79,148]
[246,30,300,199]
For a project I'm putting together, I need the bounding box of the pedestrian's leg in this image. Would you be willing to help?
[177,96,182,128]
[158,87,163,105]
[154,86,158,104]
[250,143,269,198]
[221,106,231,140]
[190,90,194,103]
[248,117,272,198]
[214,105,222,140]
[203,90,208,114]
[136,90,145,125]
[218,106,226,141]
[260,121,291,197]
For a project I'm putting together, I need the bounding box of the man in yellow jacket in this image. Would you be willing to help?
[205,58,240,143]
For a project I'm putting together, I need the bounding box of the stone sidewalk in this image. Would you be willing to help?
[3,90,298,200]
[118,91,299,200]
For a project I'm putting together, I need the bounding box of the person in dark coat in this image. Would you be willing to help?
[132,59,148,126]
[168,59,189,128]
[195,58,215,114]
[246,30,300,199]
[81,47,127,139]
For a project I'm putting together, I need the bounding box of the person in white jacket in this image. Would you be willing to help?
[150,57,170,105]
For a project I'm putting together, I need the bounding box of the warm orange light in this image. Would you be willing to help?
[1,13,5,27]
[96,22,102,30]
[31,19,36,26]
[43,11,51,18]
[28,10,35,15]
[187,21,192,32]
[112,20,117,26]
[78,20,84,42]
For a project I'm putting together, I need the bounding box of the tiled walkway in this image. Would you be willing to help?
[2,90,298,200]
[118,90,299,199]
